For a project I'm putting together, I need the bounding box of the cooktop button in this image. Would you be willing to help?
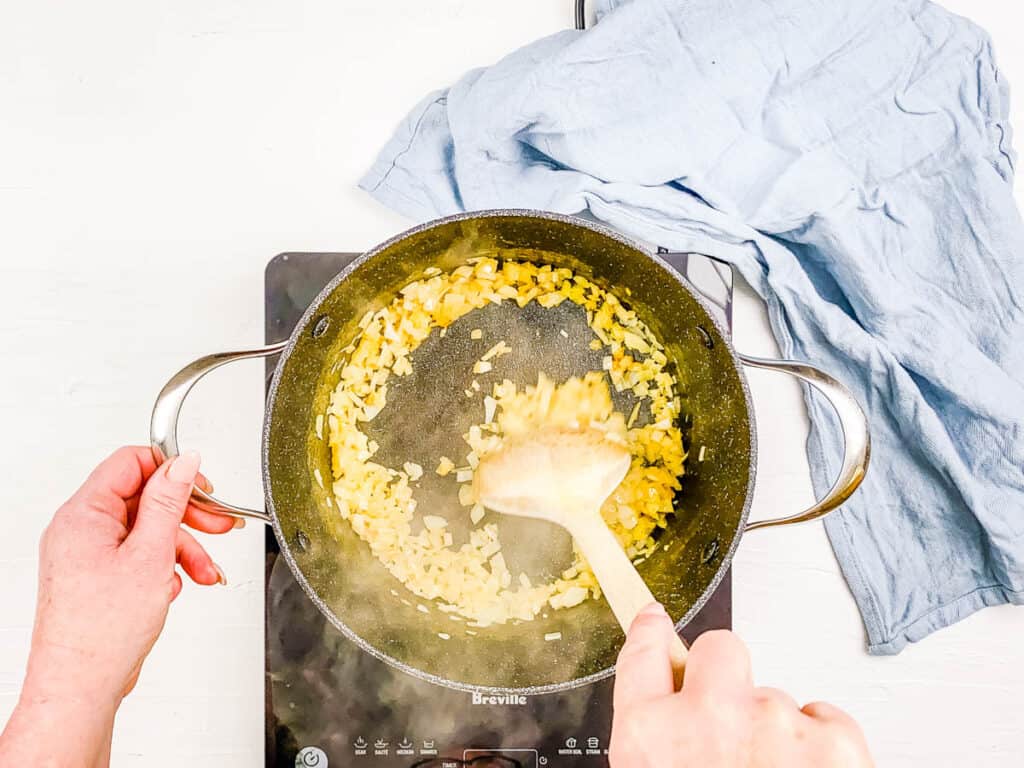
[295,746,328,767]
[557,737,583,756]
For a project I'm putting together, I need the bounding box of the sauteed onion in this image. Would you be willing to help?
[325,257,686,627]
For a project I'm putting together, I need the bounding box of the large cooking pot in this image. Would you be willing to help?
[151,210,869,694]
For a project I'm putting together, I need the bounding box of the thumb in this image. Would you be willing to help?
[613,602,678,711]
[128,450,201,560]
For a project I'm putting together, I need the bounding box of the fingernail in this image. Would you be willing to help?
[232,517,246,529]
[639,602,668,618]
[168,450,202,484]
[213,563,227,586]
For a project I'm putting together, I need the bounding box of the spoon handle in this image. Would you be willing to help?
[570,513,688,689]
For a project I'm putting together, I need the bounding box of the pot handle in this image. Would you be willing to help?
[738,354,871,532]
[150,343,288,524]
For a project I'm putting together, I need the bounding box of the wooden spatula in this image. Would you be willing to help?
[475,425,687,688]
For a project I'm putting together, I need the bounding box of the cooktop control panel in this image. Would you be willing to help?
[295,741,602,766]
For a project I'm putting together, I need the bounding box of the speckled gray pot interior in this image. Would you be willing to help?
[263,211,755,694]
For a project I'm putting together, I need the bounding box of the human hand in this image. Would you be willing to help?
[609,604,873,768]
[28,446,238,702]
[0,446,239,766]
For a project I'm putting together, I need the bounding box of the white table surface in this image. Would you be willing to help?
[2,1,1022,765]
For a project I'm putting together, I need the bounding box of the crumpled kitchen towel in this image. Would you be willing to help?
[359,0,1024,654]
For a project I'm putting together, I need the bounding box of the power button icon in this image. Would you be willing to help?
[296,746,328,766]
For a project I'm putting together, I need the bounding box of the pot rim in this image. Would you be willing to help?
[262,208,758,695]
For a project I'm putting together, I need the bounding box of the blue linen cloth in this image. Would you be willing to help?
[359,0,1024,653]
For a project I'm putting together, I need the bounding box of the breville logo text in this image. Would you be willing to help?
[471,692,527,706]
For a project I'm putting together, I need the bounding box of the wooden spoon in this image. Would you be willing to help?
[475,425,687,688]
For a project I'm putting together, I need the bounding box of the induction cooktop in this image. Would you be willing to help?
[264,246,734,768]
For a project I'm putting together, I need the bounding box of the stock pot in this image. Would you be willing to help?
[151,211,869,693]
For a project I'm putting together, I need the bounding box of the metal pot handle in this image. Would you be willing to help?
[738,354,871,532]
[150,343,288,524]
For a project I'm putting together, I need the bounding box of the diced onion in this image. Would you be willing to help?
[423,515,447,530]
[481,341,510,361]
[326,256,684,627]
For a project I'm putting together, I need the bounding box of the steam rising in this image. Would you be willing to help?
[268,552,611,764]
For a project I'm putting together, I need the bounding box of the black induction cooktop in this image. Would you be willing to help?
[264,249,734,768]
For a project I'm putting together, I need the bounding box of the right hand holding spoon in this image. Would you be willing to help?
[610,605,874,768]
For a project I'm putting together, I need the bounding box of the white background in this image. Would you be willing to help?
[1,1,1023,765]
